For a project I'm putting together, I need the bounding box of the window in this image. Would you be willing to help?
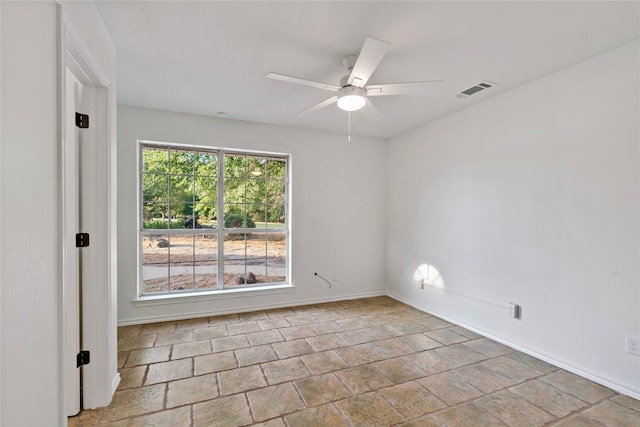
[139,142,289,296]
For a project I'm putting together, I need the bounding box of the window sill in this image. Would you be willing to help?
[132,283,295,307]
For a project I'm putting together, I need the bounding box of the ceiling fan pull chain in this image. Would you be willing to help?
[348,111,351,142]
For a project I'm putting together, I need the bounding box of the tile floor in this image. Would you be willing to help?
[69,296,640,426]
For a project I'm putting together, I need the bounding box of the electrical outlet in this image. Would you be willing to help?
[627,336,640,356]
[507,303,520,319]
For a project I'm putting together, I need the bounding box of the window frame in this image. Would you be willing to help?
[137,140,291,298]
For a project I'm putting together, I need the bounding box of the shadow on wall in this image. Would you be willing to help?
[413,263,444,288]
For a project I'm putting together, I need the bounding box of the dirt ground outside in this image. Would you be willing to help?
[141,233,286,293]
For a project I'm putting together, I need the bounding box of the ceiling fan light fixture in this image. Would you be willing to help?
[337,86,366,111]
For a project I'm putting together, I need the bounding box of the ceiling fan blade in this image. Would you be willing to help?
[359,98,383,122]
[347,37,390,88]
[267,72,341,92]
[294,96,338,117]
[366,80,444,96]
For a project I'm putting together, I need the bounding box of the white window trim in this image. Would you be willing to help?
[136,140,292,300]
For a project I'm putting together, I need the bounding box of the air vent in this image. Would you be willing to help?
[456,81,495,99]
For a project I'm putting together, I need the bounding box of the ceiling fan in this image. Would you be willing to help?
[267,37,442,121]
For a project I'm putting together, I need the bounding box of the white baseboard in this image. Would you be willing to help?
[387,291,640,401]
[117,291,386,326]
[111,373,121,399]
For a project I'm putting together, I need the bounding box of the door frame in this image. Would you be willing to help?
[58,5,118,424]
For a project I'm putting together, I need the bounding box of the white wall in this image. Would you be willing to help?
[387,40,640,397]
[0,1,115,425]
[117,106,388,324]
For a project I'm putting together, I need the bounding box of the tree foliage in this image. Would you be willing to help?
[141,147,286,229]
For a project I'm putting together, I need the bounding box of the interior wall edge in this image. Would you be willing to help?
[387,291,640,400]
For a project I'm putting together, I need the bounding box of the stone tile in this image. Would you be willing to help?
[171,340,212,359]
[125,345,171,367]
[400,415,446,427]
[474,390,555,427]
[194,351,237,375]
[434,343,488,368]
[373,357,427,384]
[257,317,291,330]
[553,414,608,426]
[235,344,278,367]
[300,350,349,375]
[369,337,415,358]
[335,364,393,394]
[272,338,314,358]
[129,406,191,427]
[480,356,543,383]
[117,351,128,369]
[140,321,176,335]
[305,333,347,351]
[540,370,615,404]
[337,328,377,345]
[208,313,240,326]
[507,351,557,374]
[266,307,297,318]
[462,338,513,358]
[285,313,317,325]
[436,402,508,427]
[405,349,456,374]
[315,301,344,311]
[610,395,640,412]
[279,325,316,340]
[509,379,586,417]
[379,381,446,418]
[247,382,306,421]
[155,330,193,346]
[335,392,403,427]
[448,325,482,339]
[246,329,285,346]
[68,408,107,427]
[175,317,209,330]
[252,419,286,427]
[227,320,261,335]
[420,317,454,330]
[118,325,142,339]
[166,373,218,408]
[284,403,349,427]
[193,325,228,341]
[367,324,405,340]
[335,317,372,331]
[417,372,484,406]
[291,304,320,314]
[118,335,156,352]
[212,334,250,352]
[425,328,468,345]
[218,365,267,395]
[391,321,430,334]
[307,320,342,335]
[238,310,269,321]
[581,400,640,425]
[452,364,517,393]
[101,384,166,422]
[396,333,442,352]
[262,357,311,384]
[193,393,252,426]
[144,359,192,385]
[294,373,352,407]
[335,343,384,366]
[311,310,344,321]
[118,366,146,390]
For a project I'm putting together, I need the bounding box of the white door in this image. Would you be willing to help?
[64,67,84,417]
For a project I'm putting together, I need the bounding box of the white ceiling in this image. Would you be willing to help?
[96,1,639,139]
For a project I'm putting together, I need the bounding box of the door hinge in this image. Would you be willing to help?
[75,112,89,129]
[77,350,90,367]
[76,233,90,248]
